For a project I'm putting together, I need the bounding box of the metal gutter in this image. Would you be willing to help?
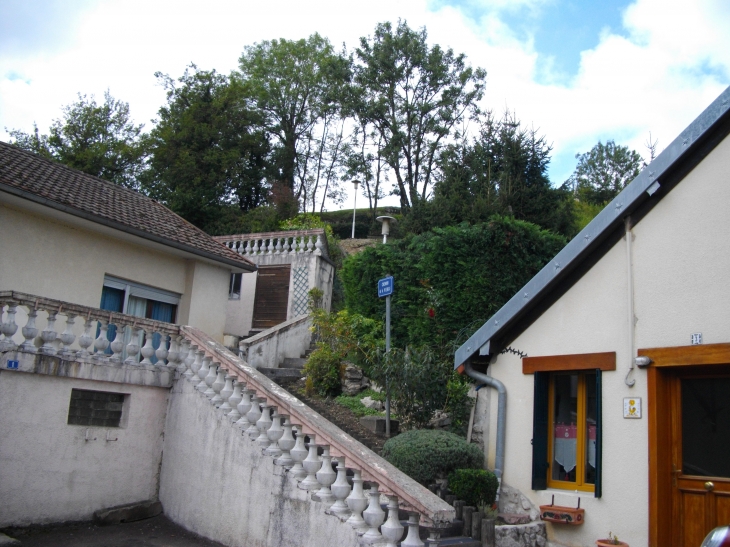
[0,182,257,273]
[455,85,730,369]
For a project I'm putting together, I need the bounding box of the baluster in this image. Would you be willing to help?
[244,240,252,255]
[300,434,322,491]
[196,354,211,392]
[245,396,262,438]
[275,238,282,254]
[255,402,273,446]
[313,445,336,505]
[268,238,276,254]
[275,416,295,466]
[235,388,253,430]
[76,317,94,360]
[328,457,352,519]
[168,336,181,370]
[185,346,200,381]
[139,329,155,365]
[298,236,306,253]
[58,313,77,358]
[210,365,226,406]
[0,302,18,351]
[306,235,314,253]
[40,310,59,355]
[155,332,169,366]
[124,326,142,365]
[253,239,261,255]
[381,496,405,547]
[227,380,243,421]
[345,469,368,531]
[264,408,283,456]
[109,322,125,364]
[314,234,323,256]
[204,362,218,400]
[20,307,39,353]
[362,483,386,544]
[289,426,308,479]
[216,371,233,409]
[401,514,425,547]
[282,237,291,254]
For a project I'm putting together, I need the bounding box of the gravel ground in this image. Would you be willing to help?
[4,515,227,547]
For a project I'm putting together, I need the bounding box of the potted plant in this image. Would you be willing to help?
[596,532,629,546]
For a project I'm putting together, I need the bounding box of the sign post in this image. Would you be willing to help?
[377,276,394,436]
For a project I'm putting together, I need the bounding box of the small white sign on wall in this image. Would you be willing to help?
[624,397,642,418]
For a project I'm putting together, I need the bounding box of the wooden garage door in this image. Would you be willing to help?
[252,265,291,329]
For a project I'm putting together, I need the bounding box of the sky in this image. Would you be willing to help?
[1,0,729,209]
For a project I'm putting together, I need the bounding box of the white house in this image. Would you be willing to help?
[455,85,730,547]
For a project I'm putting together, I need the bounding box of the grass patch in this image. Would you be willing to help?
[335,389,386,417]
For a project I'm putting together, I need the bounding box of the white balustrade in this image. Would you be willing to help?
[381,496,405,547]
[345,469,368,531]
[328,457,351,519]
[300,434,322,491]
[264,409,283,457]
[289,426,308,479]
[274,416,295,467]
[401,514,425,547]
[361,483,386,544]
[313,445,336,505]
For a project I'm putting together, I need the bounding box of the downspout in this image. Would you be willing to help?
[464,360,506,502]
[624,216,636,387]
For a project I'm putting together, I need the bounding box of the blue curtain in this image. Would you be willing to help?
[99,287,124,353]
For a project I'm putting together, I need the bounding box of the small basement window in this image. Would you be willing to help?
[67,389,125,428]
[229,273,242,300]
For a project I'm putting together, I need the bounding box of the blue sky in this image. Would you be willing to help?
[1,0,728,207]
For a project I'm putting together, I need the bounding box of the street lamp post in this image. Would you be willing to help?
[351,180,360,239]
[376,216,396,244]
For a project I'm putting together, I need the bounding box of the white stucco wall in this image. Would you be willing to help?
[0,200,231,341]
[0,370,168,527]
[474,134,730,547]
[241,315,312,369]
[159,379,358,547]
[224,272,257,338]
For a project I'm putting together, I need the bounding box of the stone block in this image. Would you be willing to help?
[93,499,162,525]
[359,415,399,436]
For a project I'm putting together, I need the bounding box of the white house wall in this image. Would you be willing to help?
[224,272,257,338]
[474,134,730,547]
[0,370,168,527]
[0,201,231,342]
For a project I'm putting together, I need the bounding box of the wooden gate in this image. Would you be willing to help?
[252,265,291,329]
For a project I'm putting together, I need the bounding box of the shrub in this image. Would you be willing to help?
[335,389,385,417]
[448,468,498,508]
[303,345,343,397]
[382,429,483,486]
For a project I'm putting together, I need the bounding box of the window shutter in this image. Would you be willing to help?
[593,369,602,498]
[532,371,549,490]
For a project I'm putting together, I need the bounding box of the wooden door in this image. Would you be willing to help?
[251,265,291,329]
[667,369,730,547]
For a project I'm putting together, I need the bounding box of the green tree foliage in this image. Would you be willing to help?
[406,111,574,237]
[382,429,484,485]
[237,34,350,201]
[448,468,499,508]
[142,66,270,234]
[8,91,147,189]
[352,20,486,211]
[340,217,566,350]
[566,140,644,205]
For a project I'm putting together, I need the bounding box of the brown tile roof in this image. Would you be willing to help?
[0,141,255,271]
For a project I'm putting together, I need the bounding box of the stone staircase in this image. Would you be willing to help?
[258,341,314,383]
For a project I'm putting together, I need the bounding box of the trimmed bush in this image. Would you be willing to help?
[382,430,483,486]
[448,468,498,508]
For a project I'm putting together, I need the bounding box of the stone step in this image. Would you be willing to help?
[429,537,481,546]
[258,368,305,380]
[281,357,307,369]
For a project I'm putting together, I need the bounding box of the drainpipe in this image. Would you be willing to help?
[464,360,506,502]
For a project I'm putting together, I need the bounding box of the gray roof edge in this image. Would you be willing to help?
[0,182,257,273]
[455,85,730,369]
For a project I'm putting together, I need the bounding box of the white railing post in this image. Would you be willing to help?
[264,408,283,456]
[313,445,336,505]
[20,307,39,353]
[204,363,218,400]
[345,469,368,531]
[328,457,352,519]
[227,380,242,421]
[0,303,18,351]
[275,415,294,467]
[362,483,386,544]
[59,313,77,358]
[255,401,273,446]
[246,396,262,438]
[77,317,94,360]
[41,310,59,356]
[139,329,155,365]
[155,332,169,366]
[196,354,211,392]
[289,426,308,480]
[216,371,233,409]
[381,496,405,547]
[124,327,142,365]
[300,433,322,491]
[235,388,253,430]
[109,323,125,364]
[401,514,425,547]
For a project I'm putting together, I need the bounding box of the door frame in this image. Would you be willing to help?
[644,342,730,547]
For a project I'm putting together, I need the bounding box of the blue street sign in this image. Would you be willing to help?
[6,360,19,369]
[378,276,394,298]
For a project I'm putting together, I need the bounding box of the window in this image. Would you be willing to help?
[229,273,242,300]
[524,352,614,498]
[67,389,126,428]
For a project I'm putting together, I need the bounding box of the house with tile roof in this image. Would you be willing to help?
[0,140,255,342]
[454,85,730,547]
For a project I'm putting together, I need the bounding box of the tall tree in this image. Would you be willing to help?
[142,66,269,234]
[566,140,644,205]
[236,34,350,201]
[8,91,147,189]
[352,20,486,211]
